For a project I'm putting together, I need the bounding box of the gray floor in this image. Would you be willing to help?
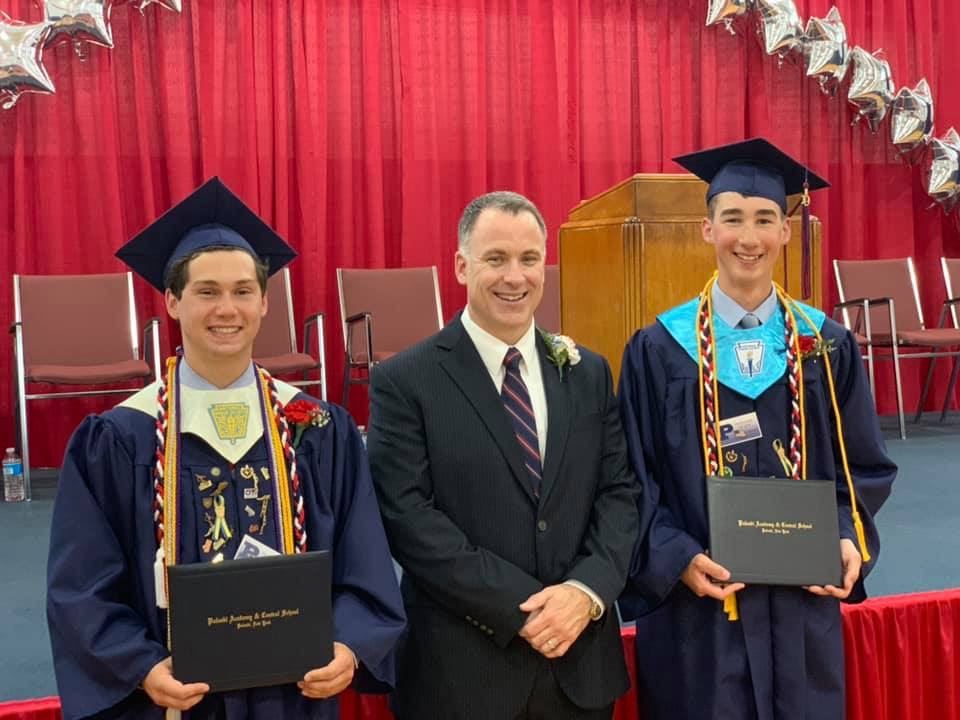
[1,417,958,701]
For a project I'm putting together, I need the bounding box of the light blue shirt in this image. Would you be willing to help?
[179,357,256,390]
[711,284,778,328]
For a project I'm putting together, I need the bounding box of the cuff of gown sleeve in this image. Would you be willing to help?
[342,644,359,669]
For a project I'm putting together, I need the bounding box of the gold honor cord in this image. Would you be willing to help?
[696,276,873,623]
[777,286,808,480]
[162,357,179,588]
[260,368,296,555]
[162,356,179,651]
[156,359,304,651]
[774,283,872,564]
[696,275,739,620]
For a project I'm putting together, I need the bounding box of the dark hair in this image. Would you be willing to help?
[165,245,269,298]
[457,191,547,250]
[707,194,719,219]
[706,193,785,220]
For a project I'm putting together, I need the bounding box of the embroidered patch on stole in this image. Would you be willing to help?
[208,403,250,443]
[734,340,765,378]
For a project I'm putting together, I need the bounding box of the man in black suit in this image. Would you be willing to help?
[367,191,641,719]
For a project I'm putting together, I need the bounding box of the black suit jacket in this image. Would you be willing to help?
[367,317,640,717]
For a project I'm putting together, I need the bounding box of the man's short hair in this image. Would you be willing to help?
[165,245,269,299]
[457,191,547,250]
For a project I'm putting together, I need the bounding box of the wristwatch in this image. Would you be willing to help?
[588,599,603,621]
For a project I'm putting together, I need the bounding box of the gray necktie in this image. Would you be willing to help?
[739,312,761,329]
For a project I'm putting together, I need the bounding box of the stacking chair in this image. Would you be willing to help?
[11,272,161,489]
[933,257,960,420]
[252,268,328,400]
[536,264,561,334]
[337,266,444,404]
[831,296,876,400]
[833,258,960,439]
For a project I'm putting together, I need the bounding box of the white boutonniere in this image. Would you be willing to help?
[540,330,581,379]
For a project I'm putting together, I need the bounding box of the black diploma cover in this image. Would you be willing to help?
[706,476,842,586]
[167,550,333,691]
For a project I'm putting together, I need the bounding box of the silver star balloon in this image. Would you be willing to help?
[804,6,849,94]
[706,0,752,34]
[927,128,960,212]
[43,0,114,50]
[0,19,55,109]
[891,78,934,154]
[134,0,182,12]
[756,0,803,60]
[847,47,895,133]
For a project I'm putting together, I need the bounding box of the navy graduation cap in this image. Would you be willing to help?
[672,138,830,213]
[116,177,297,292]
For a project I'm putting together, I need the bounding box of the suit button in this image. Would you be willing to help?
[537,520,548,532]
[465,615,473,622]
[486,628,494,636]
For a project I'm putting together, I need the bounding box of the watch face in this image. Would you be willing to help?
[590,602,602,620]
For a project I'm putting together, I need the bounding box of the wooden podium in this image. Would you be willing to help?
[558,174,822,382]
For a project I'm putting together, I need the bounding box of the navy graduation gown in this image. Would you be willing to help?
[47,395,405,720]
[618,315,895,720]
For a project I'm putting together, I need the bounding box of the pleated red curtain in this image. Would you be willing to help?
[2,0,958,465]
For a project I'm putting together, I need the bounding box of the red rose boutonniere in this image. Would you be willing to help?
[798,335,835,362]
[283,399,331,448]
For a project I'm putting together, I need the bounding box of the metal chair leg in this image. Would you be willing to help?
[939,355,960,422]
[13,326,31,497]
[342,361,351,406]
[915,354,937,423]
[888,303,907,440]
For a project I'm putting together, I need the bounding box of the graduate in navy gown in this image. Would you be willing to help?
[46,178,405,720]
[618,139,896,720]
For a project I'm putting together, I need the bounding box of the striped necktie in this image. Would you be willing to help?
[501,347,542,497]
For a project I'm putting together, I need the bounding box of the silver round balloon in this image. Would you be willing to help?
[847,47,895,133]
[804,6,849,94]
[926,128,960,213]
[0,18,55,109]
[706,0,751,34]
[43,0,115,50]
[756,0,804,60]
[891,79,934,154]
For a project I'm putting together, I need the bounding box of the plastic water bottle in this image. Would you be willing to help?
[3,448,26,503]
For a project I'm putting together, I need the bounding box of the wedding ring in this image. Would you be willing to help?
[546,638,557,650]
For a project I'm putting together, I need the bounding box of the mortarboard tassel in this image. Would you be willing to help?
[801,179,812,298]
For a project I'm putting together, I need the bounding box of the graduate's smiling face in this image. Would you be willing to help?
[165,250,268,374]
[703,192,790,301]
[455,208,545,346]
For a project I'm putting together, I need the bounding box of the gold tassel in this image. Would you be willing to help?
[723,593,739,621]
[853,511,872,563]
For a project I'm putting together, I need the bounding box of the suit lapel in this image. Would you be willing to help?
[538,331,571,503]
[437,318,538,505]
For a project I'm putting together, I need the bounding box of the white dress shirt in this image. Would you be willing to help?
[460,308,605,617]
[460,308,548,459]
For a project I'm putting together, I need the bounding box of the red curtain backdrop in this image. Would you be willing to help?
[2,0,959,466]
